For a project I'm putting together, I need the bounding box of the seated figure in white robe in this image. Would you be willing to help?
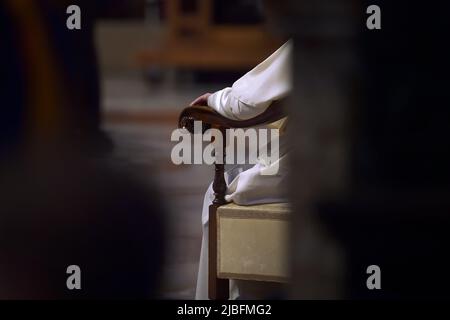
[190,40,292,300]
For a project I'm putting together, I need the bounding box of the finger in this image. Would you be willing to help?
[190,97,205,106]
[189,98,200,106]
[191,98,201,107]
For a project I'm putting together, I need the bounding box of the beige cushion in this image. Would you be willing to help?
[217,203,290,282]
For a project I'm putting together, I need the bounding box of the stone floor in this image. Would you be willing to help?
[101,74,225,299]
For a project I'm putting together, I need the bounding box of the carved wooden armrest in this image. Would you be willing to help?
[178,101,286,133]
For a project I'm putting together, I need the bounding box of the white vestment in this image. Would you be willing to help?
[207,40,292,121]
[196,40,292,300]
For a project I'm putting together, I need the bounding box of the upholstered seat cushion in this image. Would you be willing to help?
[217,202,290,282]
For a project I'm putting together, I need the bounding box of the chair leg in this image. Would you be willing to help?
[209,135,229,299]
[208,204,229,300]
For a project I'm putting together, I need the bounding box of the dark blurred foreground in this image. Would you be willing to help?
[0,150,165,299]
[0,0,168,299]
[285,0,450,298]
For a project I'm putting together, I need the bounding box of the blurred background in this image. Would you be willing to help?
[1,0,450,299]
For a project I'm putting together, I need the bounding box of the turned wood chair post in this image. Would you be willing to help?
[208,126,229,300]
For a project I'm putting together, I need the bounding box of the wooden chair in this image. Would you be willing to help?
[178,102,289,299]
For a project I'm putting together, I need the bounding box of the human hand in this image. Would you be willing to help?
[190,93,211,107]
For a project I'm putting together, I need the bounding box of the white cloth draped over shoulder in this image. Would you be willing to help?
[196,40,292,300]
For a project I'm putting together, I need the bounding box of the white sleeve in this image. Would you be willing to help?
[206,40,292,121]
[207,87,271,121]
